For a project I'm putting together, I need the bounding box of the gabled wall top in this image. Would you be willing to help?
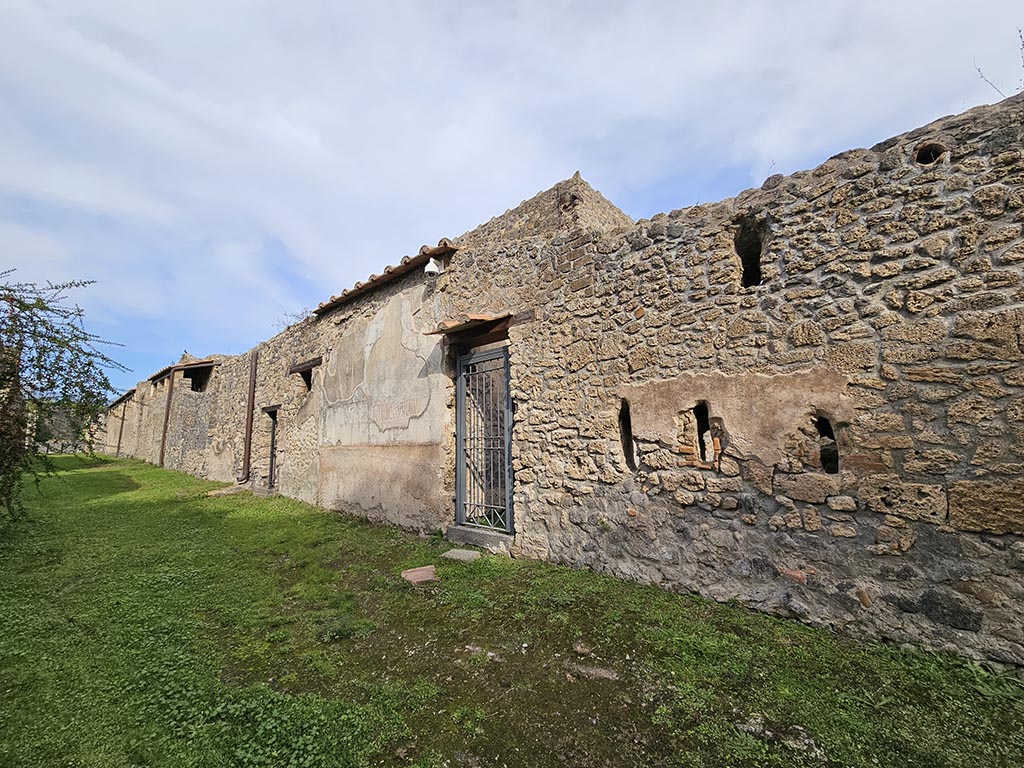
[456,171,633,249]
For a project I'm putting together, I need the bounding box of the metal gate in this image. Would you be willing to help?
[264,406,279,489]
[456,347,513,533]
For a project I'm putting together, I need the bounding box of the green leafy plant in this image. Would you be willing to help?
[0,271,123,522]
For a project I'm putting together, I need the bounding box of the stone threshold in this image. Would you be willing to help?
[445,524,513,555]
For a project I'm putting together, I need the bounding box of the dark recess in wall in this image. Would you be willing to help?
[619,399,636,471]
[735,216,765,287]
[184,367,213,392]
[695,401,711,462]
[914,142,947,165]
[815,416,840,474]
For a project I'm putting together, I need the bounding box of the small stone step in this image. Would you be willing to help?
[206,485,248,497]
[441,548,481,562]
[445,525,513,554]
[401,565,436,584]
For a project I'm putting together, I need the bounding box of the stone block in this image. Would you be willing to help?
[441,549,482,562]
[858,475,947,524]
[880,319,949,343]
[401,565,436,584]
[827,495,858,512]
[903,449,961,475]
[788,321,825,346]
[826,342,877,372]
[954,307,1024,346]
[445,525,513,554]
[742,461,773,495]
[802,507,823,531]
[948,479,1024,535]
[773,472,840,503]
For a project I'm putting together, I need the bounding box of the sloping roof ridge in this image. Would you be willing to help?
[313,173,633,318]
[313,238,458,316]
[147,357,220,382]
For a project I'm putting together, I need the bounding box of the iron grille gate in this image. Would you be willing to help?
[456,347,513,533]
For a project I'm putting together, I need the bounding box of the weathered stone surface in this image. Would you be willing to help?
[826,495,858,512]
[919,590,984,632]
[401,565,437,584]
[773,472,840,503]
[903,449,961,475]
[829,523,858,538]
[441,548,482,562]
[858,475,947,524]
[623,370,855,468]
[949,479,1024,535]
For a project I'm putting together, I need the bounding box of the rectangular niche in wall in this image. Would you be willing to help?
[734,214,767,288]
[289,356,323,393]
[814,416,840,474]
[183,365,214,392]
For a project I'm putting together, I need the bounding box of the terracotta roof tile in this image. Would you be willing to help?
[314,239,457,317]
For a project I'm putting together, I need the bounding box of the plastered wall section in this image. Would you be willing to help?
[103,271,455,534]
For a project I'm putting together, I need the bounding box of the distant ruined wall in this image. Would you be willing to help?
[105,271,455,532]
[103,93,1024,666]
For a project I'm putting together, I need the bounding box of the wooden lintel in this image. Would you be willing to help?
[288,356,323,375]
[445,315,514,347]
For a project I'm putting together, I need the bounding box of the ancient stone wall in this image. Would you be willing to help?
[436,94,1024,665]
[101,93,1024,665]
[105,268,456,531]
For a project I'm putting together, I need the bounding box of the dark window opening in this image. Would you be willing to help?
[289,356,322,391]
[914,142,946,165]
[735,217,765,287]
[183,366,213,392]
[619,399,636,472]
[694,401,711,462]
[814,416,840,474]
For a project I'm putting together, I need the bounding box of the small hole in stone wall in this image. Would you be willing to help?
[619,399,637,472]
[914,142,947,166]
[735,217,764,287]
[814,416,840,474]
[300,369,313,391]
[694,401,711,462]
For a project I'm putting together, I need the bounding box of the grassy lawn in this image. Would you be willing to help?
[1,457,1022,767]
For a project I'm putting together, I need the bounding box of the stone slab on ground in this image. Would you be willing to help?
[206,485,248,497]
[401,565,436,584]
[441,548,481,562]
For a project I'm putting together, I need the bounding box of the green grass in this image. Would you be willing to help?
[1,456,1022,767]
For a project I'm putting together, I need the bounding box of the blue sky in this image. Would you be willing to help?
[2,0,1022,395]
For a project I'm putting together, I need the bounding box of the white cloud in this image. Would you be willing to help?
[0,0,1021,388]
